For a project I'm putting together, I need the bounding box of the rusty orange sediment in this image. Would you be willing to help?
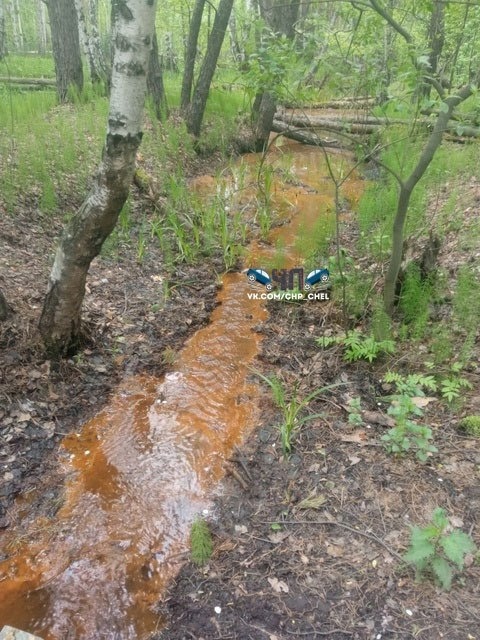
[0,142,364,639]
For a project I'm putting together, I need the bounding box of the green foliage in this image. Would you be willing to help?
[453,266,480,362]
[190,518,214,567]
[404,508,476,590]
[459,415,480,437]
[317,331,395,363]
[327,250,370,317]
[347,397,364,426]
[383,371,437,396]
[370,297,392,342]
[243,26,300,103]
[399,264,434,339]
[381,374,437,462]
[440,376,472,404]
[254,371,338,455]
[0,55,55,78]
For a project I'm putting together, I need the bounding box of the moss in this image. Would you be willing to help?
[459,415,480,437]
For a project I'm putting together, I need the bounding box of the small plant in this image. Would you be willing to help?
[162,346,177,366]
[440,376,472,404]
[190,518,213,566]
[383,372,437,397]
[404,507,476,590]
[317,331,395,363]
[459,415,480,437]
[347,397,364,426]
[255,371,339,454]
[381,393,437,462]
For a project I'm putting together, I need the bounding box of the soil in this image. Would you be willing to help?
[1,127,480,640]
[0,151,227,531]
[152,155,480,639]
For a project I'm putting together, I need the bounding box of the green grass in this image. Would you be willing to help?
[0,54,55,78]
[0,93,108,213]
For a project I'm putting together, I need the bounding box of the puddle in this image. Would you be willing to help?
[0,141,363,639]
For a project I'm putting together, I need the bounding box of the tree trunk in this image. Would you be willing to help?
[384,85,473,315]
[250,0,300,150]
[251,91,276,150]
[88,0,107,83]
[271,119,343,148]
[180,0,206,110]
[75,0,107,85]
[46,0,84,102]
[39,0,157,356]
[36,0,48,55]
[0,0,6,59]
[421,1,445,100]
[186,0,234,137]
[12,0,24,50]
[163,32,178,72]
[148,30,168,119]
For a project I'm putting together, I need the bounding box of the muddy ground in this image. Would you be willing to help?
[1,137,480,640]
[0,158,226,530]
[153,171,480,639]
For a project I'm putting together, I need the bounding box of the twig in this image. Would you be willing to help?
[262,519,405,563]
[285,629,353,637]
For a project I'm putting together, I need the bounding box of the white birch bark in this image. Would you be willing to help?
[0,0,6,59]
[12,0,24,50]
[36,0,48,54]
[40,0,157,355]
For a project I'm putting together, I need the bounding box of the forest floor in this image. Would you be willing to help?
[1,118,480,640]
[153,159,480,639]
[0,149,227,530]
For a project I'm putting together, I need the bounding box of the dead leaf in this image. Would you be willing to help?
[348,455,361,465]
[326,543,344,558]
[268,577,289,593]
[361,410,395,427]
[340,430,368,444]
[411,397,436,408]
[268,531,290,544]
[296,492,326,510]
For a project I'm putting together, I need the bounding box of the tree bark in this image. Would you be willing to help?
[39,0,157,356]
[45,0,84,102]
[36,0,48,55]
[148,30,168,119]
[180,0,206,111]
[75,0,107,84]
[0,0,6,59]
[0,76,56,86]
[12,0,24,50]
[271,119,343,148]
[421,1,445,100]
[186,0,235,137]
[250,0,300,150]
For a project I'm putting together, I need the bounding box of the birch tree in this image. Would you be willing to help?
[36,0,48,54]
[75,0,107,84]
[11,0,24,50]
[39,0,158,356]
[0,0,6,59]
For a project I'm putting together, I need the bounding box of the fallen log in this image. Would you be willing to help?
[275,112,480,138]
[0,76,56,86]
[271,120,348,148]
[302,96,378,109]
[280,112,408,127]
[276,114,378,134]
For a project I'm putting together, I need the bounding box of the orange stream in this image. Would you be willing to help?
[0,143,363,639]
